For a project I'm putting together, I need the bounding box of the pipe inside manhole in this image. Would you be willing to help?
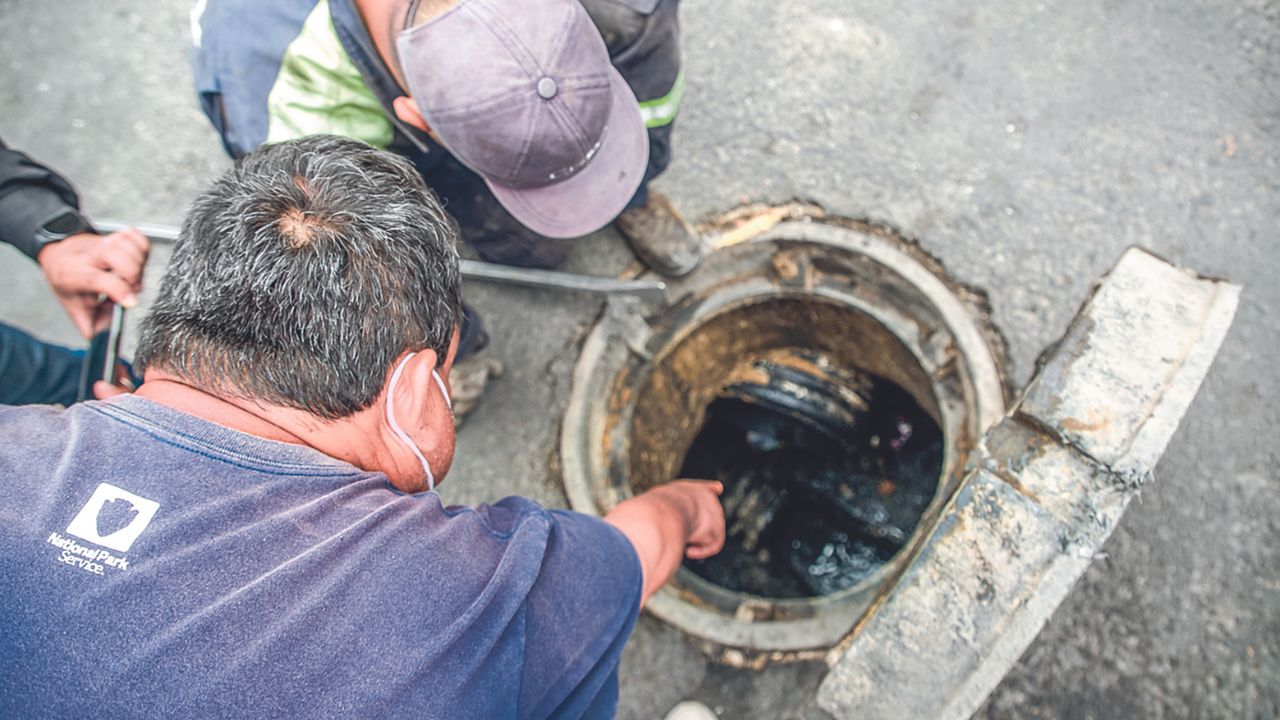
[561,214,1007,657]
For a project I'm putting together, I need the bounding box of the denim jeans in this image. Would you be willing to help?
[0,322,83,406]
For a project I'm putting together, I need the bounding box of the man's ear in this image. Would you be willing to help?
[392,96,431,134]
[381,348,454,492]
[387,348,445,431]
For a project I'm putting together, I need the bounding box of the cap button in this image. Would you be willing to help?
[536,77,558,100]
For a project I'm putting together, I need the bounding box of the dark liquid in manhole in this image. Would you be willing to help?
[679,357,943,598]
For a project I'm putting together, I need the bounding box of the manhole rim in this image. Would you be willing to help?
[561,218,1007,653]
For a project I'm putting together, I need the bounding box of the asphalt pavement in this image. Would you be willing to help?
[1,1,1275,718]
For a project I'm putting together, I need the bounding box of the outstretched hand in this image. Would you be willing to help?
[37,228,149,337]
[657,480,726,560]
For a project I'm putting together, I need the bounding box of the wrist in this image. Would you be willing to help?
[647,484,698,540]
[33,210,92,263]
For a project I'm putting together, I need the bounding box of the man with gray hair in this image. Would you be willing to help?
[0,135,724,719]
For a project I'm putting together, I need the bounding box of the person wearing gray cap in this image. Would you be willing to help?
[192,0,697,417]
[191,0,698,272]
[384,0,692,265]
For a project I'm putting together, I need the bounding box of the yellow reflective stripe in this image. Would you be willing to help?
[638,71,684,129]
[265,0,394,149]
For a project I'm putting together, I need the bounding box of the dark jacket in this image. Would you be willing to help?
[0,138,81,260]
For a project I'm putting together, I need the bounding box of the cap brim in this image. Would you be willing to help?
[486,69,649,239]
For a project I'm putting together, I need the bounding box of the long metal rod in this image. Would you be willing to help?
[456,260,666,303]
[92,218,668,304]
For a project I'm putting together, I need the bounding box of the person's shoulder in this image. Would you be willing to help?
[0,401,65,422]
[192,0,323,68]
[0,403,71,464]
[536,507,642,611]
[464,497,638,565]
[198,0,320,29]
[450,497,640,603]
[0,402,78,445]
[457,495,553,537]
[512,507,642,716]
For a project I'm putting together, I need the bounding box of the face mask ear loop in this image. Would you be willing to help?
[432,370,452,410]
[386,352,437,492]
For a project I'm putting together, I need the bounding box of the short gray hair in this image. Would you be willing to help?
[135,135,462,419]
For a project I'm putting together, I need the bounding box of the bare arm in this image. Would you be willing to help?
[604,480,726,606]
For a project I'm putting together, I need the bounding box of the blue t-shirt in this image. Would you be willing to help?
[0,396,642,719]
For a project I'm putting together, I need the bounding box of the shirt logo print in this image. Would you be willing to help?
[65,483,160,553]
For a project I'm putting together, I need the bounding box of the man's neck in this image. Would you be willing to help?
[354,0,407,89]
[132,370,431,492]
[134,375,318,447]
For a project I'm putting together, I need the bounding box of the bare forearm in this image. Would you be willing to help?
[605,491,692,604]
[604,480,724,606]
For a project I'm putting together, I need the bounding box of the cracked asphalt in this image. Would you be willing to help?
[1,1,1276,717]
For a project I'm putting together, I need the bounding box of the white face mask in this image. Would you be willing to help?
[385,351,452,492]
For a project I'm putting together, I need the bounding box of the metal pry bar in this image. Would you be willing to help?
[92,218,668,304]
[457,259,667,304]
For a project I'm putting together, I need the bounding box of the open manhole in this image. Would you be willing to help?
[677,341,944,601]
[562,209,1007,657]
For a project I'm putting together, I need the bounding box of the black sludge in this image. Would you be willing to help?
[679,357,943,599]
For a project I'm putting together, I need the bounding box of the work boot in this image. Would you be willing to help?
[447,352,504,426]
[615,191,703,277]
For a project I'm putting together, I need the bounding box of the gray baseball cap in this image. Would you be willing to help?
[396,0,649,239]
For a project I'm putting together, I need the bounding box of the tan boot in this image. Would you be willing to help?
[448,352,504,426]
[615,190,704,277]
